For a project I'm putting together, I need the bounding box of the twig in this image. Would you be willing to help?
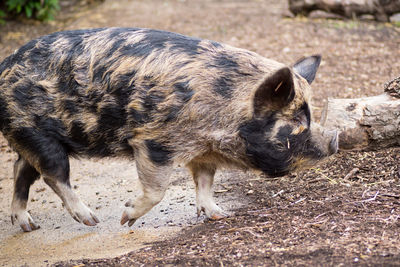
[292,197,306,205]
[227,225,270,233]
[361,188,370,198]
[215,189,229,193]
[311,168,338,184]
[227,226,256,233]
[304,219,328,227]
[247,207,274,214]
[344,168,359,180]
[243,229,264,238]
[314,212,328,220]
[381,193,400,199]
[271,190,285,198]
[367,181,390,186]
[357,191,380,203]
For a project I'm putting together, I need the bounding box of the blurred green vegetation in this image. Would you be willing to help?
[0,0,60,24]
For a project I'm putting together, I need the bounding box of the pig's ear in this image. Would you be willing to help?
[293,55,321,84]
[253,67,295,114]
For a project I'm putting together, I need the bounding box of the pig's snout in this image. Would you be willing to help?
[328,130,339,155]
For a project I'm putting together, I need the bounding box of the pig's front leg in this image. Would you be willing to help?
[121,152,172,227]
[187,162,229,220]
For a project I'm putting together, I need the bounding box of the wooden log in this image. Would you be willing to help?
[288,0,400,22]
[321,94,400,150]
[321,75,400,150]
[384,76,400,98]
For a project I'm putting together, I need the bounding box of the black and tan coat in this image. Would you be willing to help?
[0,28,338,231]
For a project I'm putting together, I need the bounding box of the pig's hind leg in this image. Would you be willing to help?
[11,155,41,232]
[40,152,99,227]
[10,130,99,229]
[187,162,229,220]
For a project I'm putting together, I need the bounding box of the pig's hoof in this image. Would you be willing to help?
[208,210,231,221]
[120,209,137,227]
[68,203,99,226]
[11,211,40,232]
[197,205,230,221]
[209,211,229,221]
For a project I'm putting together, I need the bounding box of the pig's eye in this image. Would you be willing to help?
[293,103,311,127]
[293,112,307,126]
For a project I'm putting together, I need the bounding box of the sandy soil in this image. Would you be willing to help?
[0,156,245,266]
[0,0,399,266]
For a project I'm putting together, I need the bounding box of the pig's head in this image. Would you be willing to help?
[239,55,338,177]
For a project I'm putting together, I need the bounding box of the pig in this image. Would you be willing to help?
[0,28,338,232]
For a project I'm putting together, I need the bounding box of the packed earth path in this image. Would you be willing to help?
[0,0,400,266]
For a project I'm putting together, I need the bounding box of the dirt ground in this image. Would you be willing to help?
[0,0,400,266]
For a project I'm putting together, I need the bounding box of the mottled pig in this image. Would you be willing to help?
[0,28,338,232]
